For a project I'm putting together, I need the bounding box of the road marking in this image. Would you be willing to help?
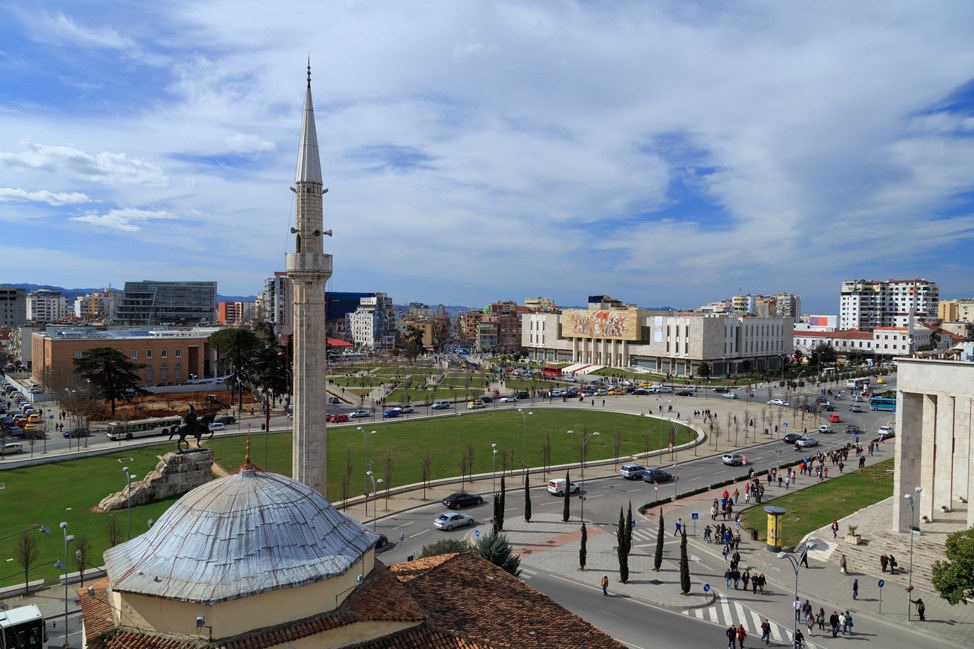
[769,620,784,642]
[624,488,642,492]
[719,594,732,626]
[734,601,750,633]
[749,611,763,637]
[586,493,606,498]
[392,521,413,530]
[688,476,703,481]
[409,529,431,539]
[707,605,718,624]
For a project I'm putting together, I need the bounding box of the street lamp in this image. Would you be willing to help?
[123,467,137,540]
[517,409,533,480]
[357,427,377,517]
[566,430,600,522]
[492,443,498,496]
[365,471,383,532]
[777,541,816,649]
[905,487,922,620]
[58,522,74,649]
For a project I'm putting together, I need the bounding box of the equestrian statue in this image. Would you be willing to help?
[169,404,217,451]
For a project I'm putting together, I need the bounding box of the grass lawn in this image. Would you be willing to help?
[740,458,894,548]
[0,410,691,586]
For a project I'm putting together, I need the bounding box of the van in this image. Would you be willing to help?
[620,463,646,480]
[431,400,451,410]
[1,442,24,456]
[547,478,579,496]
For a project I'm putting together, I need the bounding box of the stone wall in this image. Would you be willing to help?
[99,448,214,511]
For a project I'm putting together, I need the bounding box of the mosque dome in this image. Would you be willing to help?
[104,464,381,604]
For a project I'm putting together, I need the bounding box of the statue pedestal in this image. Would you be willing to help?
[99,449,215,511]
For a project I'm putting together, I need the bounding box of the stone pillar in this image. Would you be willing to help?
[893,391,923,532]
[960,396,974,527]
[934,392,956,511]
[919,393,937,523]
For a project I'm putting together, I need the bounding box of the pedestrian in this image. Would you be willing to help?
[802,600,812,624]
[752,572,758,594]
[831,520,839,539]
[880,553,888,573]
[807,613,814,635]
[852,578,858,600]
[829,611,840,637]
[794,628,804,649]
[704,525,713,543]
[735,514,741,530]
[778,475,783,488]
[742,569,750,591]
[889,554,898,575]
[723,544,730,562]
[712,503,719,521]
[842,611,853,635]
[737,623,747,649]
[726,624,738,649]
[859,455,865,469]
[913,598,926,621]
[799,546,809,568]
[732,567,740,589]
[601,574,608,596]
[794,597,802,621]
[760,619,771,648]
[838,461,844,473]
[674,518,682,537]
[744,489,750,505]
[817,608,825,631]
[725,568,733,588]
[840,554,847,575]
[785,475,790,489]
[733,488,739,504]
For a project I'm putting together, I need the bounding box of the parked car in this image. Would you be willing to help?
[783,433,802,444]
[383,408,401,418]
[642,468,673,483]
[547,478,580,495]
[656,386,673,393]
[1,442,24,456]
[607,388,625,395]
[5,426,24,438]
[676,389,694,396]
[795,436,819,448]
[442,492,484,509]
[349,409,372,418]
[434,512,474,530]
[563,376,577,382]
[63,427,90,438]
[620,463,646,480]
[516,391,530,399]
[328,413,349,423]
[431,400,451,410]
[722,452,746,466]
[208,422,226,432]
[721,392,738,400]
[479,396,492,404]
[499,396,517,403]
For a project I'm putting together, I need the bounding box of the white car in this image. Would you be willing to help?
[547,478,580,495]
[795,436,819,448]
[721,392,738,400]
[208,422,226,432]
[499,396,517,403]
[722,452,745,466]
[398,404,414,413]
[818,425,834,434]
[563,377,577,382]
[434,512,474,531]
[349,409,372,418]
[767,399,789,406]
[620,463,646,479]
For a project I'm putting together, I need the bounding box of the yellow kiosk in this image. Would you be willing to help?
[764,506,786,552]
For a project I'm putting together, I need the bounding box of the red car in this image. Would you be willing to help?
[830,414,842,423]
[328,413,349,423]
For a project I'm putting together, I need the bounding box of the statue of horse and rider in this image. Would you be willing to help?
[169,405,217,451]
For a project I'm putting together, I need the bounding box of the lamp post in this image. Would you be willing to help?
[59,522,74,649]
[566,430,599,522]
[777,542,815,649]
[905,487,922,620]
[123,467,137,540]
[366,471,383,532]
[357,427,377,517]
[518,408,532,480]
[492,443,497,496]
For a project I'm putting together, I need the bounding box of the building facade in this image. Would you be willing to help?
[523,296,792,376]
[840,278,939,331]
[74,289,115,321]
[348,293,394,349]
[114,281,218,326]
[0,286,27,329]
[938,298,974,323]
[218,301,256,325]
[793,325,952,360]
[26,289,68,323]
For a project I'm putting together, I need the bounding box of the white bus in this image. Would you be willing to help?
[846,377,870,390]
[107,416,183,441]
[0,604,46,649]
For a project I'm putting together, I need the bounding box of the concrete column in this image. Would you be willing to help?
[893,391,924,532]
[934,393,956,511]
[960,397,974,527]
[919,393,937,523]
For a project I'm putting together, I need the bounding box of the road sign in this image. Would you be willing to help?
[703,584,710,592]
[783,422,788,427]
[668,442,674,452]
[691,513,699,520]
[474,530,480,537]
[878,579,885,588]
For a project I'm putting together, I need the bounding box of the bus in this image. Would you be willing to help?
[107,416,183,441]
[541,366,562,376]
[454,347,470,355]
[0,604,46,649]
[847,377,871,390]
[869,397,896,412]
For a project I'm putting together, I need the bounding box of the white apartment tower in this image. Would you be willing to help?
[26,289,67,322]
[840,279,939,331]
[285,64,333,496]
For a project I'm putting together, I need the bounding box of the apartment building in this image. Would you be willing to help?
[74,289,115,321]
[26,289,68,323]
[0,287,27,329]
[840,278,938,330]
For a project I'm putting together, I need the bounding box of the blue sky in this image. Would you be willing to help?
[1,1,973,314]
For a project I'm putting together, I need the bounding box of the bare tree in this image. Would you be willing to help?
[421,451,432,499]
[643,432,651,459]
[107,513,124,547]
[459,455,469,490]
[613,430,622,469]
[466,442,476,480]
[73,536,92,586]
[542,433,551,479]
[340,450,353,509]
[382,451,395,508]
[14,531,39,596]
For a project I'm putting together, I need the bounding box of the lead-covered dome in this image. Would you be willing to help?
[105,465,381,604]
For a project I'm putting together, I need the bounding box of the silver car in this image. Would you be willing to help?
[434,512,474,531]
[795,436,819,448]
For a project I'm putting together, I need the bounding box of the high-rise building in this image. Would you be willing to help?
[27,289,68,323]
[771,292,802,322]
[218,301,255,325]
[840,279,938,330]
[348,293,394,349]
[74,289,115,321]
[0,287,27,329]
[285,64,332,496]
[113,281,218,326]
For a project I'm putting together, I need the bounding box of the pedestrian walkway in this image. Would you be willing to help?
[683,593,794,647]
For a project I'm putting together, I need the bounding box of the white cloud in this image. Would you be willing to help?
[39,11,135,50]
[225,133,276,153]
[0,142,168,186]
[0,187,91,206]
[70,208,177,232]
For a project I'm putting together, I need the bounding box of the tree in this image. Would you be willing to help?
[474,532,521,577]
[616,507,629,583]
[107,513,124,547]
[208,328,261,411]
[497,476,506,531]
[579,522,587,571]
[625,501,634,555]
[340,450,353,509]
[613,430,622,469]
[654,512,665,571]
[73,347,149,417]
[74,536,92,586]
[562,471,571,522]
[697,362,711,379]
[420,451,432,500]
[14,531,39,596]
[679,528,691,595]
[466,442,476,480]
[810,342,837,366]
[382,451,395,507]
[253,323,288,434]
[932,527,974,605]
[524,472,532,522]
[420,538,471,558]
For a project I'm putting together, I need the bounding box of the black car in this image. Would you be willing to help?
[516,391,529,399]
[442,492,484,509]
[63,427,90,438]
[642,468,673,483]
[215,415,236,425]
[479,396,493,403]
[634,387,651,395]
[676,389,694,396]
[714,387,728,393]
[783,433,802,444]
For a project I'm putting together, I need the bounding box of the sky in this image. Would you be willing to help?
[1,1,973,314]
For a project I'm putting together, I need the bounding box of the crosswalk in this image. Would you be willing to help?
[520,567,538,581]
[683,594,811,647]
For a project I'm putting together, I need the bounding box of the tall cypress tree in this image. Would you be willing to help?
[625,501,634,556]
[579,522,587,571]
[562,471,571,522]
[498,476,506,531]
[524,472,532,522]
[654,511,665,572]
[679,528,691,595]
[617,507,629,583]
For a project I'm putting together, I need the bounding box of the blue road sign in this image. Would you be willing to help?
[878,579,885,588]
[691,513,699,520]
[783,422,788,427]
[703,584,710,592]
[49,415,54,419]
[475,530,480,537]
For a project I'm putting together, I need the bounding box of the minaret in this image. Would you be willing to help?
[286,62,332,496]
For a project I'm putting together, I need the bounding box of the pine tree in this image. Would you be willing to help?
[524,472,532,522]
[654,511,665,572]
[580,522,588,570]
[680,528,691,595]
[474,532,521,577]
[562,471,571,522]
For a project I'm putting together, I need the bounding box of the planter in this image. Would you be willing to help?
[844,534,861,546]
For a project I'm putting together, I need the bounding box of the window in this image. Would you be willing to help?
[161,349,168,358]
[131,350,138,359]
[145,369,153,381]
[75,351,82,359]
[146,349,152,359]
[161,363,168,369]
[160,370,168,380]
[175,349,182,358]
